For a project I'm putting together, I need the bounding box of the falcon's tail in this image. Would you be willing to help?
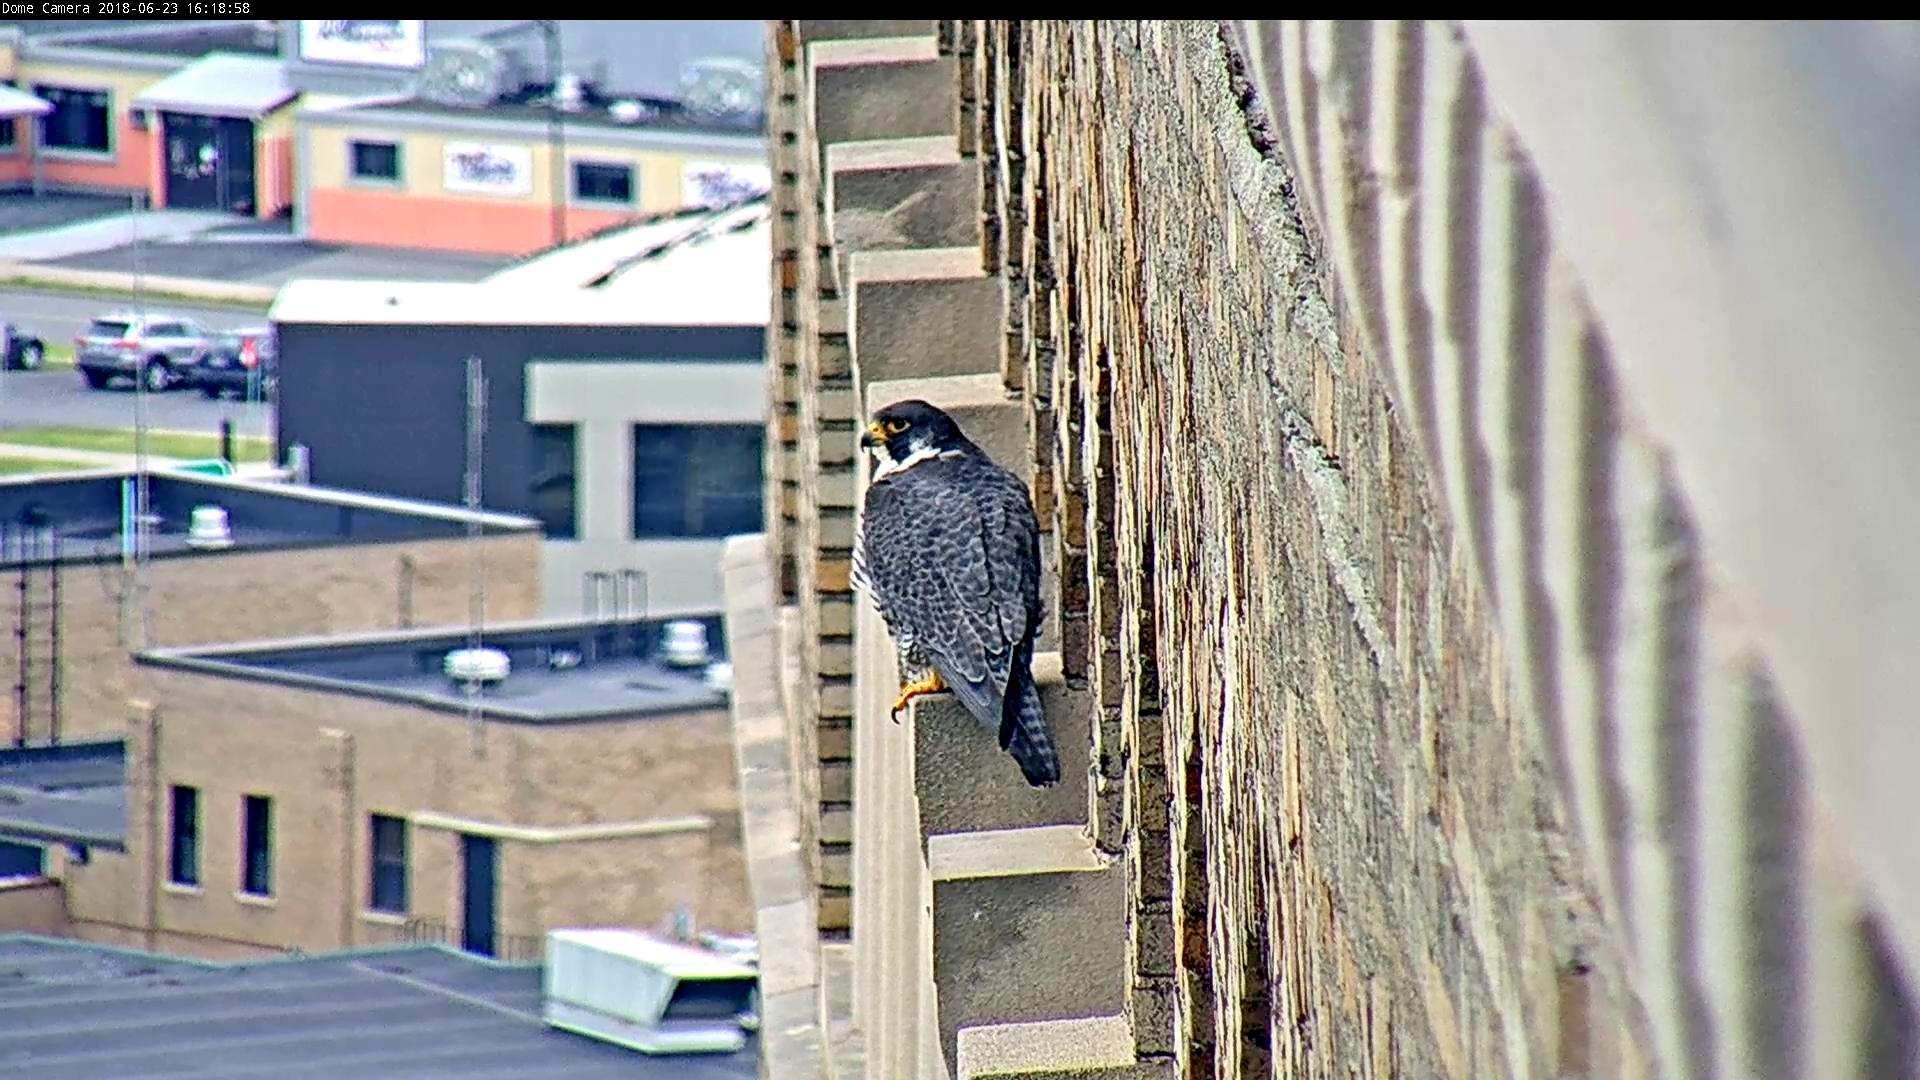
[1000,662,1061,788]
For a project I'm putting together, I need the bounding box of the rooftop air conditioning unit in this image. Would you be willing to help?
[543,929,758,1056]
[415,39,520,107]
[660,622,710,668]
[185,505,234,549]
[444,646,511,686]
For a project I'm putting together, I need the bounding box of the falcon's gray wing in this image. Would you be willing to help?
[857,456,1033,729]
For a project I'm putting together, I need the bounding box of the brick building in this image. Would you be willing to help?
[736,19,1920,1080]
[6,613,747,962]
[0,468,541,747]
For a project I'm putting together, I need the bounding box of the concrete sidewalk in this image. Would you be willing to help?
[0,208,238,262]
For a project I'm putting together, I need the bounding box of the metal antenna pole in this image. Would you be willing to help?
[128,190,152,649]
[463,356,488,755]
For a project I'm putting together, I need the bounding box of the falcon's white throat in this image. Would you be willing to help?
[870,436,939,481]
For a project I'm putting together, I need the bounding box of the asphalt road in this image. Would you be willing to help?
[0,368,271,439]
[0,288,268,348]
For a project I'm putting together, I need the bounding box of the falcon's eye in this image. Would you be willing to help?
[884,419,910,435]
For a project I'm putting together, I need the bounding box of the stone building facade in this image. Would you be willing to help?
[737,19,1920,1080]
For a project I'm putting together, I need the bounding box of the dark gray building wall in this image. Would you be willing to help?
[273,321,760,519]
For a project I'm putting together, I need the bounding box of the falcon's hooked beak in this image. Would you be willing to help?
[859,422,887,450]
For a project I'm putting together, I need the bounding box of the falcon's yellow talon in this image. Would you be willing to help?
[890,672,946,722]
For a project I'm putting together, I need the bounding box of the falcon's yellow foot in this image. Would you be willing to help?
[890,671,946,723]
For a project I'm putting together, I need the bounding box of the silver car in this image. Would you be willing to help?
[74,313,216,392]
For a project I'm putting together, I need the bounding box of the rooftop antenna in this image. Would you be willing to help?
[463,355,488,757]
[125,190,153,649]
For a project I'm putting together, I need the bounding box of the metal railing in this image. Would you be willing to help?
[396,916,544,964]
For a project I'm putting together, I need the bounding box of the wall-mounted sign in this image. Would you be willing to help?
[681,161,772,209]
[299,21,426,70]
[444,142,533,197]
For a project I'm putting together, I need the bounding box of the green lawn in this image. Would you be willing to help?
[0,454,101,475]
[0,425,273,463]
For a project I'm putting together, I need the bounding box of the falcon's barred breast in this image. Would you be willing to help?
[851,400,1060,787]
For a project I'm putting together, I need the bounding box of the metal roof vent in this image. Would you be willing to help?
[444,647,511,687]
[542,928,759,1055]
[555,71,585,112]
[185,505,234,549]
[660,622,710,669]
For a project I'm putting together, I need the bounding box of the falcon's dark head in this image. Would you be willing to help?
[859,399,970,469]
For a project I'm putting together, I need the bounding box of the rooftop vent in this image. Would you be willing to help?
[660,622,710,669]
[555,71,585,112]
[702,661,734,692]
[444,647,511,687]
[542,928,758,1056]
[184,505,234,549]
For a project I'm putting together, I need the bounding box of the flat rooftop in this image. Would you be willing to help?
[0,471,538,568]
[139,614,730,723]
[0,935,758,1079]
[0,740,125,850]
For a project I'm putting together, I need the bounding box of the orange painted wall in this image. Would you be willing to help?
[308,187,633,255]
[0,130,28,184]
[36,116,151,195]
[0,119,150,195]
[260,135,293,218]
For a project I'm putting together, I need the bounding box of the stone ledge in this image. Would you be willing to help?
[956,1013,1162,1080]
[928,823,1108,881]
[807,34,940,69]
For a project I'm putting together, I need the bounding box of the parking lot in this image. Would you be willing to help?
[0,368,270,439]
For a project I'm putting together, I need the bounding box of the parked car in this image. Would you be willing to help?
[191,327,277,401]
[74,313,216,392]
[0,321,46,371]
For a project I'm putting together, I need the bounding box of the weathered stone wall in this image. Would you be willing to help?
[765,18,1920,1079]
[984,20,1616,1075]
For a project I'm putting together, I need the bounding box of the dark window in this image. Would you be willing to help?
[168,785,200,887]
[34,85,111,153]
[369,813,409,914]
[241,794,273,896]
[632,424,764,539]
[530,423,577,540]
[0,81,16,150]
[0,841,42,877]
[350,140,401,181]
[572,161,634,204]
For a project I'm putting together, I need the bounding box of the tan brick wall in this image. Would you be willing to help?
[0,877,67,935]
[2,534,541,743]
[60,666,747,961]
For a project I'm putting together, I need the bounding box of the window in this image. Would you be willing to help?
[168,785,200,887]
[350,140,401,182]
[240,794,273,897]
[0,841,42,878]
[530,423,577,540]
[0,81,16,150]
[34,85,111,153]
[632,424,764,538]
[572,161,634,205]
[369,813,409,914]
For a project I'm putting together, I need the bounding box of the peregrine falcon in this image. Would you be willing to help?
[851,400,1060,788]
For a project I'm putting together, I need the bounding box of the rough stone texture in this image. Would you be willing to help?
[770,17,1920,1080]
[986,19,1611,1079]
[1,534,540,745]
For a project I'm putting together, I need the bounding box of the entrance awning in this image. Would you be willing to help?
[132,53,296,120]
[0,84,52,119]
